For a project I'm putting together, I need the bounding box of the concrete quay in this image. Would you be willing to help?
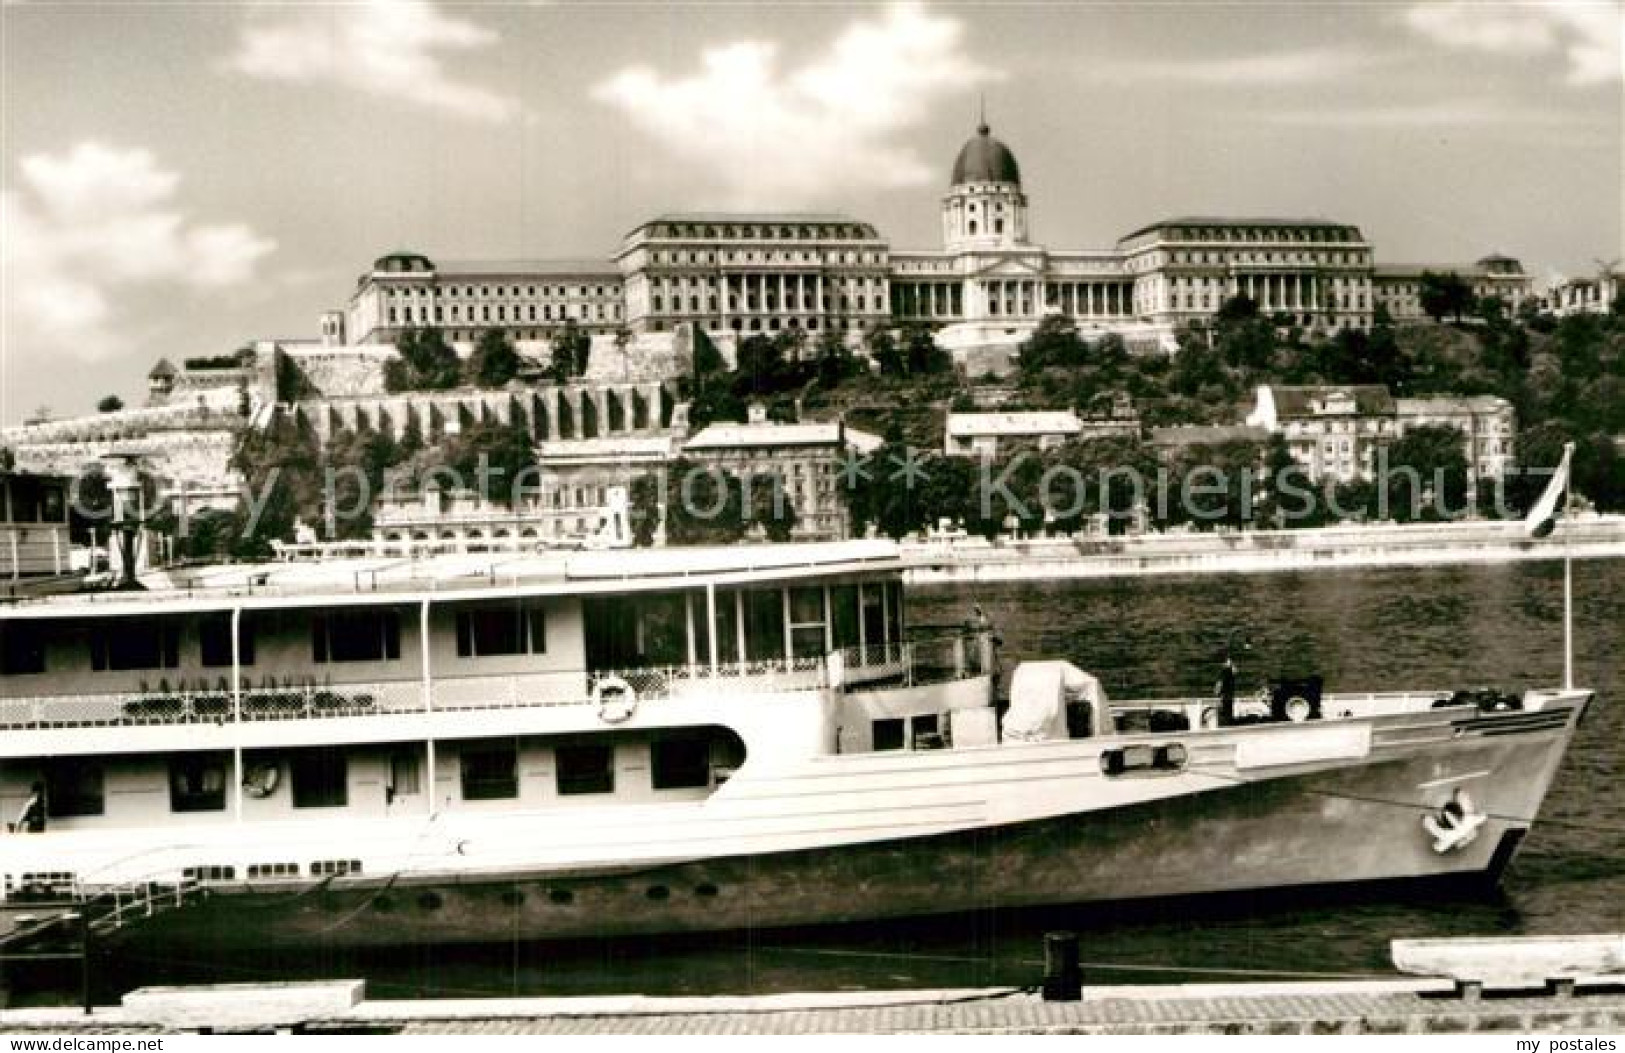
[902,515,1625,584]
[3,979,1624,1035]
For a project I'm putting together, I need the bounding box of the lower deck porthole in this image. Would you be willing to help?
[500,890,526,908]
[548,888,574,905]
[646,885,670,901]
[417,891,444,912]
[694,883,719,898]
[372,895,396,913]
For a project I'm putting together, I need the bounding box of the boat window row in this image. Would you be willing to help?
[16,733,743,821]
[0,600,552,676]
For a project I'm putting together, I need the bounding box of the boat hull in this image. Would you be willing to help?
[121,708,1578,950]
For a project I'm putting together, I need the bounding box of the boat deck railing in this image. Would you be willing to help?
[0,633,992,731]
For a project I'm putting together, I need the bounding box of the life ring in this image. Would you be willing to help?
[1283,695,1315,723]
[243,762,281,798]
[593,676,637,724]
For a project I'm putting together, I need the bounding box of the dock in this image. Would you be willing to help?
[2,978,1623,1035]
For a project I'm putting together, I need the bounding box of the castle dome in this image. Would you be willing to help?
[951,123,1021,187]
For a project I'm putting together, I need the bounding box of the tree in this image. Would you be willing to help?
[96,395,124,413]
[1215,294,1260,324]
[549,321,591,382]
[386,329,461,392]
[1418,271,1474,323]
[274,349,318,403]
[1019,314,1090,371]
[443,420,538,507]
[692,326,726,376]
[657,458,747,545]
[902,325,950,375]
[815,327,856,388]
[1381,425,1469,521]
[865,323,903,376]
[747,473,799,542]
[466,329,520,388]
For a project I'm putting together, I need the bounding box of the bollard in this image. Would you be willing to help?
[1042,931,1082,1002]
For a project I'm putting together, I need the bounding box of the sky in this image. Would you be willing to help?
[1,0,1621,425]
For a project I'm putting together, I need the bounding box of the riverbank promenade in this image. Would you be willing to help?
[903,514,1625,584]
[4,978,1624,1035]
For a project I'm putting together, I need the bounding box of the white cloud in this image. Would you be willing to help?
[1088,46,1381,87]
[2,142,276,362]
[1402,1,1622,87]
[226,0,520,123]
[1262,98,1603,128]
[593,1,997,205]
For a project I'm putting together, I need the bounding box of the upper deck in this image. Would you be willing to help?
[0,540,906,618]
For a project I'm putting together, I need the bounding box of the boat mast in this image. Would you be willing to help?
[1563,444,1574,691]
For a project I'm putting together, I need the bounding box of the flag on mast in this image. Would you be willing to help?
[1524,442,1574,539]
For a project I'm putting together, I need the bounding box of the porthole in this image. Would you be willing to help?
[417,891,444,912]
[646,885,670,901]
[694,883,719,898]
[372,895,396,913]
[500,889,526,908]
[548,888,574,905]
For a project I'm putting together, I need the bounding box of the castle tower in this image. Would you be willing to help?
[942,121,1027,252]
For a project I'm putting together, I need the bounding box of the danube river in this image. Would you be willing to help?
[97,559,1624,1001]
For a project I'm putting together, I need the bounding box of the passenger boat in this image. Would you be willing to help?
[0,539,1591,949]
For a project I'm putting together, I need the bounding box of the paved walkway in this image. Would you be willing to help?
[7,980,1623,1034]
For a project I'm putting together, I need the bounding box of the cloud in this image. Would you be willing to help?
[1261,98,1609,129]
[593,1,997,205]
[2,142,276,362]
[1402,1,1622,87]
[226,0,520,123]
[1087,46,1381,87]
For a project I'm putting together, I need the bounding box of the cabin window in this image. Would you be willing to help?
[169,754,227,813]
[639,594,689,666]
[89,618,180,671]
[687,594,711,665]
[651,736,711,790]
[788,587,827,659]
[714,589,741,663]
[860,585,888,650]
[830,585,860,650]
[872,719,905,752]
[461,743,519,800]
[312,610,401,664]
[389,752,422,798]
[455,604,545,658]
[198,613,255,668]
[44,759,104,817]
[0,622,47,675]
[743,589,784,662]
[555,744,614,796]
[290,748,348,808]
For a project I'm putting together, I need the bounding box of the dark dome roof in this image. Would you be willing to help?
[373,251,436,274]
[951,123,1020,187]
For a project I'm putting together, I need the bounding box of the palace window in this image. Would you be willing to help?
[556,744,615,796]
[90,618,180,671]
[169,754,228,813]
[312,610,401,664]
[454,603,546,658]
[460,742,519,800]
[290,748,348,809]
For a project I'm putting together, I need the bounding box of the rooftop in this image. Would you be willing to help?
[946,412,1084,437]
[683,422,882,452]
[1118,217,1361,243]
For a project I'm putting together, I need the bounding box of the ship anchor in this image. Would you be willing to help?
[1423,789,1488,853]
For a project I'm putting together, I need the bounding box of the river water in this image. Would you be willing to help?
[90,559,1625,1000]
